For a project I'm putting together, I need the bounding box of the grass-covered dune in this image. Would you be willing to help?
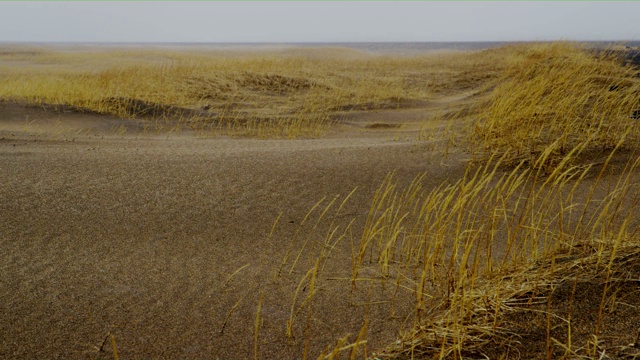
[0,44,504,138]
[2,42,640,359]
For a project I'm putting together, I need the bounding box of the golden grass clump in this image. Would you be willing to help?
[468,43,640,170]
[349,152,640,358]
[251,143,640,358]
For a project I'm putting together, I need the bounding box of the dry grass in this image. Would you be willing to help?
[467,42,640,171]
[370,152,640,358]
[0,45,505,138]
[254,148,640,358]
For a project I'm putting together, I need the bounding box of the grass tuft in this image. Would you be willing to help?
[467,42,640,172]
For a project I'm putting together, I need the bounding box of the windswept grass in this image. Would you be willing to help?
[0,45,505,138]
[467,42,640,171]
[263,149,640,358]
[371,150,640,358]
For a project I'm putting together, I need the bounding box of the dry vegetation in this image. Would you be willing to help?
[0,44,503,138]
[468,42,640,170]
[3,42,640,359]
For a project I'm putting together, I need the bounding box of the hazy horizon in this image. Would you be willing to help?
[1,2,639,43]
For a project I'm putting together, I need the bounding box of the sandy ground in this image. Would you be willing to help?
[0,100,470,359]
[4,90,639,358]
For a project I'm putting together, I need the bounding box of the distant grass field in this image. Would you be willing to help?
[0,45,505,138]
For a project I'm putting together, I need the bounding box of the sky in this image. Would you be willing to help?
[0,1,638,43]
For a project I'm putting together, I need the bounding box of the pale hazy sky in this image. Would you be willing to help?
[1,1,638,43]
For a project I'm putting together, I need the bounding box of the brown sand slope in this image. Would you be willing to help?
[0,101,467,359]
